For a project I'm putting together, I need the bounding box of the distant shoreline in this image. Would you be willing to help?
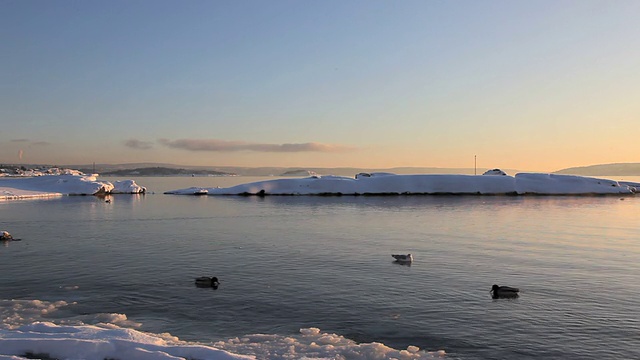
[4,163,640,177]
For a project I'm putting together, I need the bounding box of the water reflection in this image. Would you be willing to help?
[392,260,411,267]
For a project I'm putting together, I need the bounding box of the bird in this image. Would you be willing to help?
[195,276,220,288]
[1,231,14,241]
[391,254,413,263]
[491,284,519,299]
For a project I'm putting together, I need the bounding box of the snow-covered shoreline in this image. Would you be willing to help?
[0,299,444,360]
[1,172,637,200]
[0,174,146,200]
[165,172,639,196]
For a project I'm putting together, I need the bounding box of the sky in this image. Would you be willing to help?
[2,0,639,172]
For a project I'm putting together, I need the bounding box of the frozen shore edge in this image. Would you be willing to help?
[165,173,639,196]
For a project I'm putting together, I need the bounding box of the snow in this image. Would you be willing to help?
[0,322,446,360]
[0,322,252,360]
[0,175,145,200]
[0,300,444,360]
[514,173,632,195]
[2,171,636,199]
[165,172,638,196]
[111,179,147,194]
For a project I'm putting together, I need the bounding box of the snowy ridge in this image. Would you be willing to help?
[165,173,638,196]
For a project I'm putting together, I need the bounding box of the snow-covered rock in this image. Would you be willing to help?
[0,175,145,200]
[482,169,508,176]
[111,180,147,194]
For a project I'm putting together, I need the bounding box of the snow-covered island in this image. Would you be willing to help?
[165,170,639,196]
[0,174,146,200]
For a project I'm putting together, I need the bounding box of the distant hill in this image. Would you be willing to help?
[280,170,318,176]
[209,166,521,176]
[554,163,640,176]
[100,167,235,177]
[62,163,524,177]
[30,161,640,177]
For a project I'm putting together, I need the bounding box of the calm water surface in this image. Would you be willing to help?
[1,176,639,359]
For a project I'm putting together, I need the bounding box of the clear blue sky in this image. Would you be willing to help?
[2,0,639,171]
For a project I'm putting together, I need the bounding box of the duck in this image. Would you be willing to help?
[391,254,413,263]
[491,284,519,299]
[1,231,14,241]
[195,276,220,288]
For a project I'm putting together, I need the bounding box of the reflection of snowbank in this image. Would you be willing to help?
[166,173,638,196]
[0,299,443,360]
[0,175,146,200]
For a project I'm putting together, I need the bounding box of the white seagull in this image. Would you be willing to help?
[391,254,413,263]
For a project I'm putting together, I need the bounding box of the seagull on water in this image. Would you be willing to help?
[391,254,413,263]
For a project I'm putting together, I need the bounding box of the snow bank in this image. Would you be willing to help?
[0,175,145,200]
[0,323,445,360]
[0,300,444,360]
[0,322,251,360]
[165,173,636,196]
[111,179,147,194]
[514,173,630,195]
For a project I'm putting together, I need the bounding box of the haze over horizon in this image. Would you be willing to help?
[3,1,639,173]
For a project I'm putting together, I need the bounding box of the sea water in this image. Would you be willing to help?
[1,176,639,359]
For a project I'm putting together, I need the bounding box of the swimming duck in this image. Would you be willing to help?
[491,284,519,299]
[391,254,413,263]
[1,231,13,241]
[195,276,219,288]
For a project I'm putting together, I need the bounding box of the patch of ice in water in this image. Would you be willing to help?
[213,327,445,359]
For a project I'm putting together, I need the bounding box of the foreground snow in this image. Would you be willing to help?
[0,300,444,360]
[0,323,445,360]
[0,322,251,360]
[0,174,145,200]
[165,172,639,196]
